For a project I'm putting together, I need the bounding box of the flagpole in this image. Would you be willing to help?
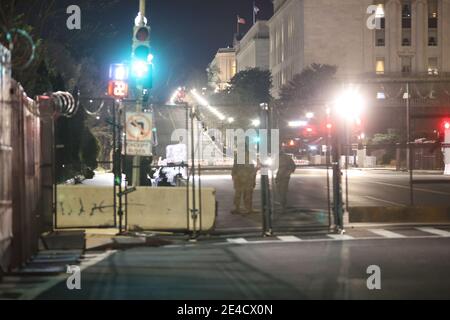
[253,1,256,25]
[237,15,240,36]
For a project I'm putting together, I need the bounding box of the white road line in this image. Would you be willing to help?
[370,181,450,196]
[277,236,302,242]
[79,250,116,271]
[368,229,406,238]
[416,227,450,237]
[227,238,248,244]
[364,196,405,207]
[328,234,354,240]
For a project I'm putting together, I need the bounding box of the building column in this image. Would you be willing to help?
[441,0,450,71]
[386,0,401,72]
[413,0,428,72]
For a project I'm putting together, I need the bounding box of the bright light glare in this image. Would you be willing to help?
[191,89,226,121]
[377,92,386,99]
[264,157,273,166]
[251,119,261,127]
[132,60,149,78]
[227,117,235,123]
[169,89,179,105]
[306,112,314,119]
[445,122,450,130]
[288,120,307,128]
[335,88,365,122]
[191,90,209,106]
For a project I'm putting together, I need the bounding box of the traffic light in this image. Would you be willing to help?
[444,120,450,130]
[131,24,153,88]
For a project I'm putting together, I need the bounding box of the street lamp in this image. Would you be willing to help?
[335,87,365,123]
[251,119,261,127]
[332,86,366,229]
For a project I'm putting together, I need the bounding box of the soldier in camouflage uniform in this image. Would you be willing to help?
[231,164,257,214]
[276,151,296,212]
[231,146,257,214]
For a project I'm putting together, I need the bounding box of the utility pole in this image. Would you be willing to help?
[260,103,273,236]
[332,122,344,232]
[131,0,152,186]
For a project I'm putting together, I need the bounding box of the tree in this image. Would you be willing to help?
[369,129,402,165]
[1,0,119,181]
[227,68,273,105]
[278,63,337,112]
[206,63,220,90]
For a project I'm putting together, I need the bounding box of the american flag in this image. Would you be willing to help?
[237,16,246,24]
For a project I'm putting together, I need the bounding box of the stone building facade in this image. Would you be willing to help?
[269,0,450,97]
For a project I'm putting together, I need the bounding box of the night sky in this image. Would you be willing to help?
[102,0,274,98]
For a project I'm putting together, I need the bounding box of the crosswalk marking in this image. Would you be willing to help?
[328,234,354,240]
[277,236,302,242]
[416,227,450,237]
[368,229,406,238]
[227,238,248,244]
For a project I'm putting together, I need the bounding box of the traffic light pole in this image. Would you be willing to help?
[260,103,273,236]
[132,85,143,186]
[331,125,344,232]
[131,0,149,187]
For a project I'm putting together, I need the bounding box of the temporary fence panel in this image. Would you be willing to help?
[0,44,12,271]
[10,83,41,268]
[0,42,42,271]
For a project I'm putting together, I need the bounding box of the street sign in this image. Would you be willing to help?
[125,112,153,156]
[126,141,152,156]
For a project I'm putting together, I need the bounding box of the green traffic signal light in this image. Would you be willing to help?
[131,60,149,79]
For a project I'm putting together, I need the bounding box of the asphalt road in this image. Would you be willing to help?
[199,169,450,230]
[80,169,450,231]
[36,237,450,300]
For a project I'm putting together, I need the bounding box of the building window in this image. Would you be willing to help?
[401,56,412,74]
[375,3,385,47]
[428,0,438,46]
[376,58,385,75]
[401,0,412,47]
[428,57,438,75]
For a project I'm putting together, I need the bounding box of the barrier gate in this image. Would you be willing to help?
[54,98,217,233]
